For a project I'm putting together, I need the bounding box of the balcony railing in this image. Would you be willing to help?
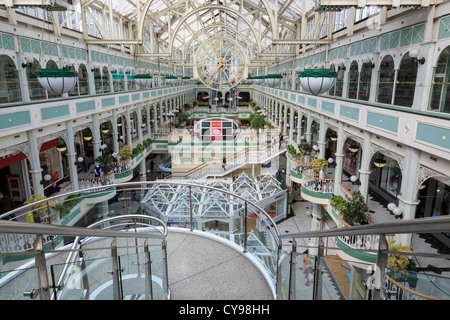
[301,167,335,195]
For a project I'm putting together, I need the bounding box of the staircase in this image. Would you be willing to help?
[170,137,288,180]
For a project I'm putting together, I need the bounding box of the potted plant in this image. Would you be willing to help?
[298,142,313,156]
[248,113,266,135]
[331,195,346,210]
[310,158,328,176]
[118,145,132,160]
[287,144,297,156]
[387,240,413,277]
[340,190,368,226]
[143,138,152,149]
[23,194,55,223]
[95,154,114,174]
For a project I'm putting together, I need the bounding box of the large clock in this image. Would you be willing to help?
[194,36,247,90]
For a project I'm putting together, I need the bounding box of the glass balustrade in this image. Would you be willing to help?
[0,182,449,300]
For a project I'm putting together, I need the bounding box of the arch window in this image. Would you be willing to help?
[0,55,21,103]
[102,67,110,93]
[377,55,395,104]
[27,59,46,101]
[348,61,359,99]
[93,68,102,94]
[430,46,450,114]
[78,64,89,95]
[394,53,417,107]
[358,63,372,101]
[45,60,60,99]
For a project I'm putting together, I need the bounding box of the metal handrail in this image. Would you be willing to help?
[0,181,281,245]
[279,215,450,240]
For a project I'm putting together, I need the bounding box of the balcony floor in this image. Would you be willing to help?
[166,230,274,300]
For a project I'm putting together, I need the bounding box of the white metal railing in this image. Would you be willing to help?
[113,158,133,174]
[301,168,334,194]
[78,171,115,190]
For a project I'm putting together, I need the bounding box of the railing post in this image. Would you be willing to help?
[144,239,153,300]
[189,185,193,231]
[110,238,123,300]
[288,239,297,300]
[373,234,389,300]
[312,237,324,300]
[243,202,248,253]
[34,234,51,300]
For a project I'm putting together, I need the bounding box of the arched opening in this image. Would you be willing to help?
[26,59,46,101]
[369,151,402,203]
[377,55,395,104]
[358,62,372,101]
[394,52,417,107]
[348,61,359,99]
[0,55,21,103]
[78,64,89,96]
[93,67,102,94]
[102,67,110,93]
[430,46,450,114]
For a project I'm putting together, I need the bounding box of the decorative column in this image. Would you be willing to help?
[305,110,312,143]
[136,105,143,144]
[65,121,79,191]
[289,106,294,142]
[283,104,288,134]
[358,130,372,201]
[27,130,44,196]
[153,103,158,132]
[318,115,327,159]
[126,106,132,147]
[333,122,345,193]
[145,102,151,137]
[91,113,101,161]
[112,110,119,154]
[17,52,31,102]
[296,111,302,144]
[396,146,421,246]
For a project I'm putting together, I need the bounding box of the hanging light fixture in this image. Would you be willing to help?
[264,74,283,88]
[101,128,110,134]
[330,134,338,141]
[182,76,191,83]
[373,158,387,167]
[83,135,92,141]
[246,76,254,84]
[56,144,67,152]
[134,74,152,88]
[349,144,359,152]
[298,68,337,95]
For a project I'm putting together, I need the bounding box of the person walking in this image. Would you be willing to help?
[279,133,283,148]
[222,156,226,171]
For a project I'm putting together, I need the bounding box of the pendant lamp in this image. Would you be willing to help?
[165,76,177,86]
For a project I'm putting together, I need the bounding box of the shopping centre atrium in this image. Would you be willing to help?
[0,0,449,301]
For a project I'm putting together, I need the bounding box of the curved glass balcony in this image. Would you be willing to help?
[1,182,449,300]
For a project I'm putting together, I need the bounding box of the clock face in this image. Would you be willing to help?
[194,37,247,90]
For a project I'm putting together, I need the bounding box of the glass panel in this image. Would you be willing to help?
[0,267,42,300]
[377,55,394,104]
[119,251,151,300]
[51,256,115,300]
[394,54,417,107]
[0,55,22,103]
[383,269,450,300]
